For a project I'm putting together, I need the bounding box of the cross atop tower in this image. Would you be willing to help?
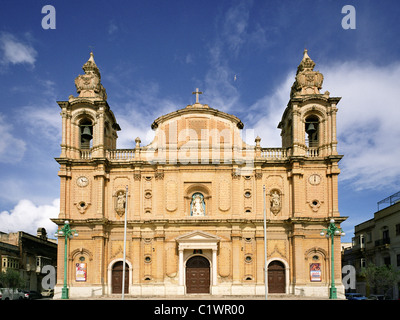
[192,88,203,103]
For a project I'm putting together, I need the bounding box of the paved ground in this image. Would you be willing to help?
[66,294,332,300]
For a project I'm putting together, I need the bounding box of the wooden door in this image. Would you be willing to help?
[268,261,285,293]
[186,256,210,294]
[112,261,129,294]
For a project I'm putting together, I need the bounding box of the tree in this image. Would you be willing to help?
[0,269,25,299]
[360,263,400,297]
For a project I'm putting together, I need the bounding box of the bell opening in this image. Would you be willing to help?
[80,119,93,149]
[305,116,319,148]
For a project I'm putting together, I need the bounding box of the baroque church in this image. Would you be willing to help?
[53,50,346,298]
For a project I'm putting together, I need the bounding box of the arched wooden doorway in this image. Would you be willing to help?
[186,256,210,294]
[268,260,285,293]
[112,261,129,294]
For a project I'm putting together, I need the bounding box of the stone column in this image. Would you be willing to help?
[212,248,218,286]
[178,248,184,286]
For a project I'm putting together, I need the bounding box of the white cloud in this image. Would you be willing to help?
[0,198,59,236]
[204,1,267,113]
[108,20,118,35]
[112,81,181,149]
[222,1,251,56]
[248,60,400,191]
[322,61,400,191]
[0,113,26,163]
[18,104,61,144]
[248,74,293,147]
[0,32,37,66]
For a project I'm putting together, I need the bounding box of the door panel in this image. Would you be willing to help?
[186,256,210,294]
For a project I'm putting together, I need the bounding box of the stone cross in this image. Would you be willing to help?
[192,88,203,103]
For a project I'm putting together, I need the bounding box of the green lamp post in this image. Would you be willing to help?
[320,218,345,299]
[55,220,79,299]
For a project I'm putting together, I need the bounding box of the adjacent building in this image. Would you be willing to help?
[343,191,400,299]
[0,228,57,291]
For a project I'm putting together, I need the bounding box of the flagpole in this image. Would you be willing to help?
[263,185,268,300]
[122,185,128,300]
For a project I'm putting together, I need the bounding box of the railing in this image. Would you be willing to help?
[79,147,320,161]
[374,238,390,247]
[306,147,319,157]
[80,150,92,160]
[106,149,135,160]
[260,148,289,160]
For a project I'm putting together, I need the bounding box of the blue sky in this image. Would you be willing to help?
[0,0,399,241]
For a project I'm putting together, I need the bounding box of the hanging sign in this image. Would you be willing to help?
[310,263,321,282]
[76,263,87,282]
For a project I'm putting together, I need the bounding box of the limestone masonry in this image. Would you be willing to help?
[53,50,346,298]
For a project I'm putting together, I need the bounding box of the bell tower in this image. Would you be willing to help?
[279,49,341,158]
[277,49,343,219]
[57,52,120,160]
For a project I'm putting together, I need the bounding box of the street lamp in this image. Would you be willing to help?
[54,220,79,299]
[320,218,345,299]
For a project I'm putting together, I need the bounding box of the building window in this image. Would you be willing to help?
[360,235,365,248]
[397,254,400,267]
[383,228,389,240]
[396,224,400,236]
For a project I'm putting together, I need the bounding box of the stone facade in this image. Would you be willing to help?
[53,50,346,298]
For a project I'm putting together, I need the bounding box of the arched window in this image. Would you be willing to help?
[305,115,319,147]
[190,192,205,216]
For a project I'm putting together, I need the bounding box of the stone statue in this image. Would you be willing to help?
[115,190,126,216]
[270,190,281,215]
[290,49,324,98]
[191,193,205,216]
[72,52,107,101]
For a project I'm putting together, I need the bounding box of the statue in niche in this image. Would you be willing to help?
[115,190,126,216]
[190,193,205,216]
[270,190,281,215]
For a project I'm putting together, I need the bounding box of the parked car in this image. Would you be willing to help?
[24,290,42,300]
[41,289,54,298]
[345,293,367,300]
[0,288,25,300]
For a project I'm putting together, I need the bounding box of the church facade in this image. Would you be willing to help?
[53,50,346,298]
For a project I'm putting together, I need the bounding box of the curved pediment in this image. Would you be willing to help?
[143,103,251,165]
[151,103,244,130]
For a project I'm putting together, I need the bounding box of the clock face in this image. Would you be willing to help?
[309,174,321,185]
[77,176,89,187]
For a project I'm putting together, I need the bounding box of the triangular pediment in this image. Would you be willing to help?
[176,230,220,243]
